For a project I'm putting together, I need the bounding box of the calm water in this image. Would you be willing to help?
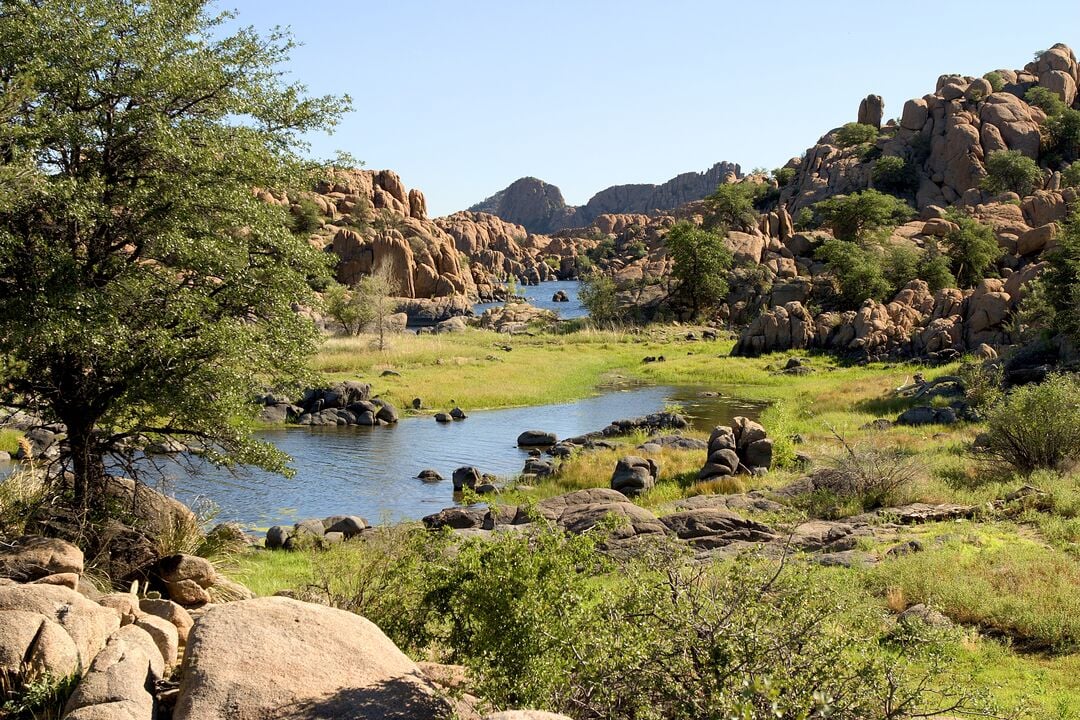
[473,280,587,320]
[147,386,762,529]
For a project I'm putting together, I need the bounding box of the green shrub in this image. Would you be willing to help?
[702,182,760,230]
[1026,86,1067,117]
[624,239,647,260]
[773,166,797,186]
[834,122,879,148]
[981,373,1080,474]
[917,239,957,293]
[983,71,1005,93]
[793,206,818,231]
[666,221,732,319]
[798,440,923,517]
[1061,162,1080,187]
[578,272,621,325]
[1044,209,1080,341]
[815,238,892,307]
[871,155,918,194]
[957,356,1004,411]
[814,189,915,243]
[981,150,1043,196]
[1047,108,1080,165]
[882,244,920,290]
[287,197,322,235]
[941,211,1002,286]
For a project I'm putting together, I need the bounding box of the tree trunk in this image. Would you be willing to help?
[64,414,107,512]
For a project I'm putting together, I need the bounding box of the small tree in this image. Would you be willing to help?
[981,374,1080,473]
[872,155,917,194]
[917,239,958,293]
[834,122,879,148]
[665,222,733,319]
[815,238,892,307]
[773,167,797,186]
[941,212,1002,286]
[702,182,759,231]
[1044,208,1080,342]
[1025,86,1067,117]
[356,263,400,351]
[322,282,365,335]
[814,190,914,243]
[578,272,620,325]
[981,150,1043,196]
[983,71,1005,93]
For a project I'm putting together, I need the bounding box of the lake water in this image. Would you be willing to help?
[146,385,763,529]
[473,280,587,320]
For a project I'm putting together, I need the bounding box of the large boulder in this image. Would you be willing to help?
[0,536,84,581]
[0,609,80,687]
[0,584,120,667]
[172,597,462,720]
[61,630,159,720]
[516,430,557,447]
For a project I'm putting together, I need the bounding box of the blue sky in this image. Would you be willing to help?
[222,1,1080,216]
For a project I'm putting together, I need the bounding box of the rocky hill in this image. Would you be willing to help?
[469,162,742,233]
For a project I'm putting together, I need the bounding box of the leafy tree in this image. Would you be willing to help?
[940,212,1001,287]
[288,197,323,235]
[872,155,918,194]
[578,272,621,325]
[815,238,892,308]
[0,0,348,510]
[665,221,732,318]
[981,373,1080,473]
[577,273,620,324]
[981,150,1044,195]
[702,182,759,231]
[834,122,879,148]
[323,282,365,336]
[814,190,915,243]
[1061,162,1080,188]
[1046,108,1080,165]
[1044,207,1080,342]
[1025,86,1067,117]
[917,239,957,293]
[773,167,797,186]
[882,245,920,291]
[355,263,400,351]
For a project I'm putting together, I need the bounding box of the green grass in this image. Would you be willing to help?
[0,428,22,455]
[226,546,322,597]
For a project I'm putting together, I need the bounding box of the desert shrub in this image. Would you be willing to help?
[815,238,892,308]
[1061,162,1080,187]
[773,166,796,186]
[1044,208,1080,341]
[1,671,81,720]
[983,71,1005,93]
[1026,86,1067,117]
[941,211,1002,286]
[917,239,957,293]
[882,244,920,290]
[1046,107,1080,165]
[578,272,621,325]
[872,155,918,194]
[1010,276,1056,342]
[793,206,818,231]
[587,237,616,263]
[814,189,914,243]
[980,373,1080,473]
[624,239,647,260]
[956,356,1004,411]
[981,150,1043,196]
[702,182,760,230]
[834,121,879,148]
[287,197,322,235]
[803,441,923,516]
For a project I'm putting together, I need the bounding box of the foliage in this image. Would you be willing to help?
[287,197,323,235]
[1,671,80,720]
[0,457,51,538]
[1026,86,1067,117]
[1010,276,1056,342]
[872,155,918,194]
[981,150,1043,196]
[983,71,1005,93]
[917,239,958,293]
[356,264,401,351]
[623,239,647,260]
[577,273,622,325]
[1062,162,1080,188]
[941,211,1002,286]
[1046,107,1080,166]
[815,238,892,307]
[980,373,1080,474]
[1044,208,1080,342]
[835,122,880,148]
[322,282,364,335]
[882,245,920,291]
[701,182,759,231]
[586,237,616,263]
[798,434,923,516]
[773,166,796,186]
[0,0,348,509]
[665,221,733,318]
[956,356,1003,411]
[793,206,818,231]
[813,190,914,243]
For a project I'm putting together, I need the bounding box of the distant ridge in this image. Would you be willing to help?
[468,161,742,234]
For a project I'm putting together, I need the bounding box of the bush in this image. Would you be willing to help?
[1044,208,1080,341]
[665,221,732,319]
[1047,107,1080,165]
[577,272,621,325]
[1025,86,1067,117]
[702,182,759,230]
[800,438,923,516]
[1061,162,1080,187]
[813,189,914,243]
[773,166,796,186]
[917,239,957,293]
[815,238,892,308]
[882,244,920,290]
[983,71,1005,93]
[941,211,1002,286]
[793,206,818,231]
[871,155,917,194]
[957,356,1004,411]
[623,239,647,260]
[981,373,1080,473]
[287,197,322,235]
[834,121,879,148]
[981,150,1044,196]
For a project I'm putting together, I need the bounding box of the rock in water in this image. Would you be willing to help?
[172,597,459,720]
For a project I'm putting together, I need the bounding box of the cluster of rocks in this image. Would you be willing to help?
[264,515,370,551]
[698,417,774,480]
[258,381,399,427]
[435,407,468,423]
[476,303,558,333]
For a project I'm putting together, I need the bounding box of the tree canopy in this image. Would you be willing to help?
[0,0,349,508]
[814,190,914,244]
[665,221,732,319]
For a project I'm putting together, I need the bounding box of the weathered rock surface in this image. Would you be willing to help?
[172,597,462,720]
[0,535,84,581]
[610,456,659,497]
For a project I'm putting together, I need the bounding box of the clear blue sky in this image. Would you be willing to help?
[221,0,1080,217]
